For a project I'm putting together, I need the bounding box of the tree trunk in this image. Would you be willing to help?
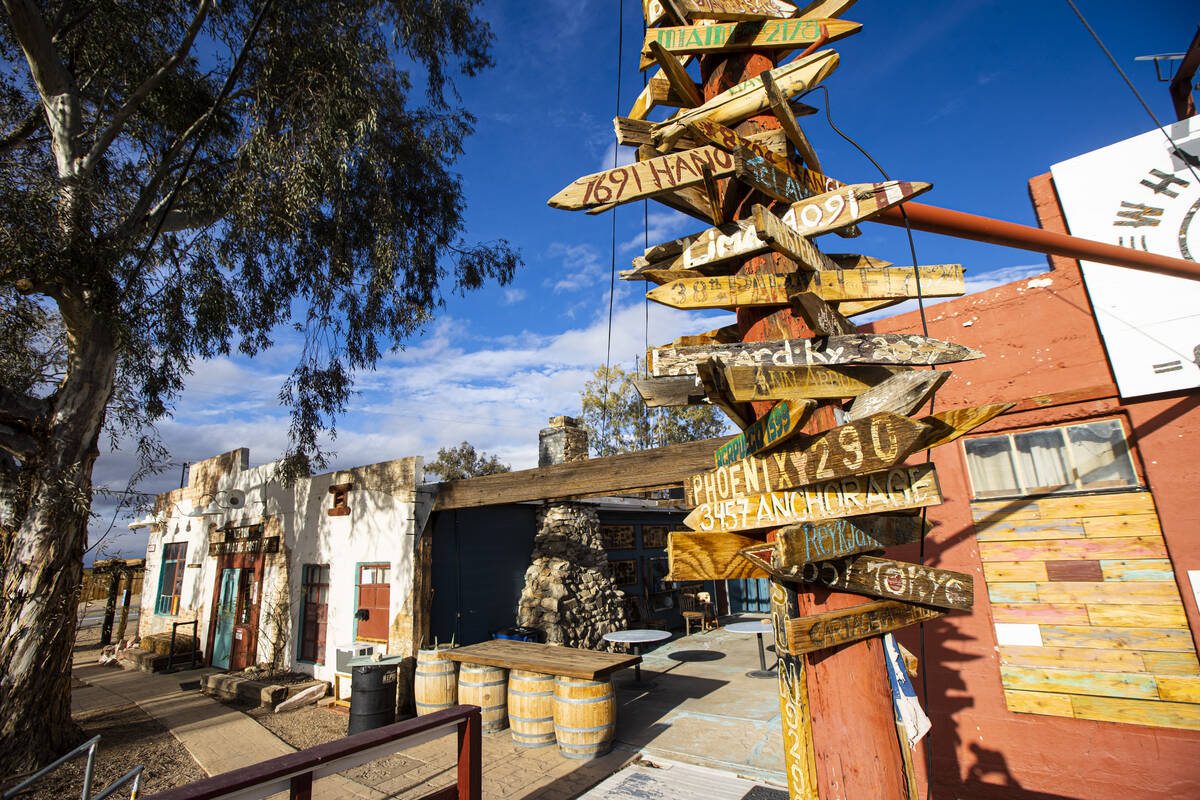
[0,311,117,772]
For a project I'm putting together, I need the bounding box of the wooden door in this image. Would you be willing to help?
[356,563,390,643]
[230,559,262,670]
[211,568,240,670]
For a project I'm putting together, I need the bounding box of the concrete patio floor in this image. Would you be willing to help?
[609,614,786,785]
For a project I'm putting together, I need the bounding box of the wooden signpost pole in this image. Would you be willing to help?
[698,46,911,799]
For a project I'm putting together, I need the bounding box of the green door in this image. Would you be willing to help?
[212,568,240,669]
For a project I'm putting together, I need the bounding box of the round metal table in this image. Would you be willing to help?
[602,629,672,686]
[725,620,776,678]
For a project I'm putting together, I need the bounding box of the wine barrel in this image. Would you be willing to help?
[553,676,616,759]
[414,647,457,716]
[508,670,555,748]
[347,664,397,735]
[458,663,508,733]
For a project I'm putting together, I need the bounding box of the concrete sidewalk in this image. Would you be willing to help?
[72,662,382,798]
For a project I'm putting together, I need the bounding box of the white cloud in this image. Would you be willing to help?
[597,140,637,174]
[619,209,698,254]
[503,288,527,304]
[544,242,606,292]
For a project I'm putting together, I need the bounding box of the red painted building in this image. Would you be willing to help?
[864,173,1200,798]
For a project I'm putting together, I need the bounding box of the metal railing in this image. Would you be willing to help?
[140,705,482,800]
[1,735,143,800]
[164,619,199,672]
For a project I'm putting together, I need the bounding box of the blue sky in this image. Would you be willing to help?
[88,0,1198,559]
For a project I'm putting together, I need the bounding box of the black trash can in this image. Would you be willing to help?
[348,663,398,735]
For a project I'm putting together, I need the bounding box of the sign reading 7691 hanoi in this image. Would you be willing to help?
[1050,116,1200,398]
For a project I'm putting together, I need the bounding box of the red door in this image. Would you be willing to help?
[356,563,390,643]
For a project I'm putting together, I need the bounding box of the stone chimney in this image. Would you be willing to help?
[538,415,589,467]
[518,417,626,649]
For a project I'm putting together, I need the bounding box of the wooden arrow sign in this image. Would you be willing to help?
[845,370,950,421]
[784,600,947,656]
[793,555,974,612]
[634,374,711,407]
[916,402,1014,450]
[683,463,942,534]
[645,265,965,307]
[776,514,929,566]
[653,49,839,148]
[724,364,908,402]
[752,205,841,270]
[685,412,935,506]
[784,181,933,238]
[789,291,858,336]
[827,254,893,269]
[549,145,736,211]
[714,398,816,466]
[648,334,984,377]
[668,530,769,580]
[640,19,861,69]
[673,0,798,23]
[735,147,810,204]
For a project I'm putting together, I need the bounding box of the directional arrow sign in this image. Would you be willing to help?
[685,412,936,506]
[668,530,770,581]
[916,403,1014,450]
[845,371,950,422]
[784,600,947,655]
[683,463,942,534]
[649,335,984,377]
[776,514,930,565]
[673,0,798,22]
[641,18,861,69]
[793,555,974,612]
[783,180,932,238]
[723,364,908,402]
[714,398,816,466]
[653,49,839,147]
[549,145,736,211]
[646,266,966,309]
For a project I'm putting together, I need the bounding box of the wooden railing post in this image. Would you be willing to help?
[287,771,312,800]
[457,707,481,800]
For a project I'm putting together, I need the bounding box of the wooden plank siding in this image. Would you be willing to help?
[972,490,1199,730]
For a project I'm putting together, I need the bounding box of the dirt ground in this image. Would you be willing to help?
[236,702,424,785]
[4,703,207,799]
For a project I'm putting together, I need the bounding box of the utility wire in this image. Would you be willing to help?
[600,0,625,446]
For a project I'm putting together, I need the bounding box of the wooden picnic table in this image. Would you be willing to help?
[441,639,639,680]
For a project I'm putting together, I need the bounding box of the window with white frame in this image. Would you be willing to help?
[962,418,1139,499]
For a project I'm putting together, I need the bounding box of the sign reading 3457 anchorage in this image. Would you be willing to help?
[683,463,942,534]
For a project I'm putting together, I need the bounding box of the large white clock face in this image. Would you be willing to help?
[1052,116,1200,398]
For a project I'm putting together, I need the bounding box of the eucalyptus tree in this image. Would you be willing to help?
[0,0,518,768]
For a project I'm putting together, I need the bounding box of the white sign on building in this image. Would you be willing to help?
[1050,115,1200,398]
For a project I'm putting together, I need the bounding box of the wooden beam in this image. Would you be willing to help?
[432,434,735,510]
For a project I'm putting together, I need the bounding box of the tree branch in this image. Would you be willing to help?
[3,0,81,176]
[0,384,49,430]
[0,105,44,153]
[78,0,212,177]
[0,423,38,461]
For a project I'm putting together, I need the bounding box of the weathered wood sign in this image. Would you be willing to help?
[647,272,802,309]
[696,357,754,429]
[845,370,950,421]
[683,463,942,533]
[641,19,861,68]
[793,555,974,612]
[724,364,908,402]
[668,530,769,581]
[685,412,935,506]
[647,41,704,107]
[633,374,711,407]
[761,69,827,181]
[644,264,964,305]
[806,264,965,301]
[643,0,673,28]
[786,181,931,237]
[917,402,1014,449]
[735,147,810,204]
[714,398,815,466]
[648,334,983,377]
[673,0,798,22]
[549,145,736,211]
[653,49,839,147]
[688,119,815,186]
[784,599,947,655]
[826,253,892,269]
[776,514,929,565]
[752,205,841,270]
[789,291,858,335]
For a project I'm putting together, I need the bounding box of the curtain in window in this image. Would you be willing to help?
[963,437,1020,496]
[1013,429,1071,492]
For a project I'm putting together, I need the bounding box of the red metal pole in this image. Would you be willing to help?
[873,201,1200,281]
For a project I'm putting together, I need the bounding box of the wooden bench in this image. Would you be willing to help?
[441,639,639,680]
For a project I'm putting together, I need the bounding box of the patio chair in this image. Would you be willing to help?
[679,592,715,635]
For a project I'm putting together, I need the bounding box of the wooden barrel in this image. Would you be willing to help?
[414,648,457,716]
[508,670,555,748]
[458,663,508,732]
[553,676,616,759]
